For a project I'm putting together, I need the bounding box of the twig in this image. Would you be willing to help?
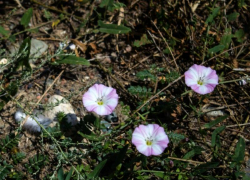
[145,13,179,70]
[1,20,53,40]
[147,30,170,68]
[203,43,250,64]
[98,63,128,93]
[14,0,25,9]
[226,122,250,128]
[168,156,205,164]
[202,101,250,113]
[30,0,85,21]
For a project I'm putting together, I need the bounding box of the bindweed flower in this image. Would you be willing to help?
[82,84,118,116]
[184,64,218,95]
[132,124,169,156]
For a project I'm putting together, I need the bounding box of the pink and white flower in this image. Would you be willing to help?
[82,84,118,116]
[132,124,169,156]
[184,64,219,95]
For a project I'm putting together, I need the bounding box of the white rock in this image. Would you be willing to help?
[14,110,52,133]
[9,39,48,58]
[0,58,8,65]
[44,95,79,126]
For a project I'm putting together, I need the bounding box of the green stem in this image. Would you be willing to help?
[219,78,242,84]
[136,170,186,175]
[181,90,192,96]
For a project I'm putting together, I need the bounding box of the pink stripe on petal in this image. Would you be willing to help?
[105,99,118,109]
[185,69,198,81]
[137,125,150,138]
[185,77,198,86]
[102,86,113,97]
[151,144,164,156]
[92,106,105,115]
[88,85,99,99]
[132,138,146,147]
[136,144,150,156]
[106,89,119,100]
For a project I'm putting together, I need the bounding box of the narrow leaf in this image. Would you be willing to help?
[234,29,245,43]
[183,146,203,159]
[205,7,220,24]
[99,0,114,8]
[21,8,33,27]
[227,12,239,21]
[88,159,107,178]
[0,26,10,37]
[208,45,225,54]
[211,126,225,147]
[55,55,90,66]
[14,37,31,72]
[232,137,245,163]
[203,115,228,129]
[98,20,131,34]
[65,167,73,180]
[193,162,220,175]
[57,167,64,180]
[153,172,169,180]
[220,29,233,49]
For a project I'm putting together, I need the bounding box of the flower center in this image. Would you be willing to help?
[97,101,104,105]
[197,76,205,85]
[146,140,153,146]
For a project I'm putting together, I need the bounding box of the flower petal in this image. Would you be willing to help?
[136,144,152,156]
[93,105,110,115]
[151,144,165,156]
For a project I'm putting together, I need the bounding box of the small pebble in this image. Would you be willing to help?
[0,58,8,65]
[55,89,61,95]
[68,43,76,50]
[27,83,33,89]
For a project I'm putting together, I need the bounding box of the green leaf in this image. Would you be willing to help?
[43,9,52,20]
[88,159,107,178]
[77,131,106,141]
[227,12,239,21]
[183,146,203,159]
[98,20,131,34]
[55,55,90,66]
[220,29,233,49]
[193,162,220,175]
[65,167,73,180]
[153,172,170,180]
[21,8,33,27]
[57,167,64,180]
[211,126,225,147]
[234,29,245,43]
[208,45,225,54]
[12,37,32,73]
[133,34,152,47]
[205,7,220,24]
[99,0,125,12]
[0,101,5,111]
[99,0,114,11]
[238,0,245,8]
[232,137,245,163]
[136,70,156,82]
[201,175,217,180]
[0,26,10,37]
[203,115,228,129]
